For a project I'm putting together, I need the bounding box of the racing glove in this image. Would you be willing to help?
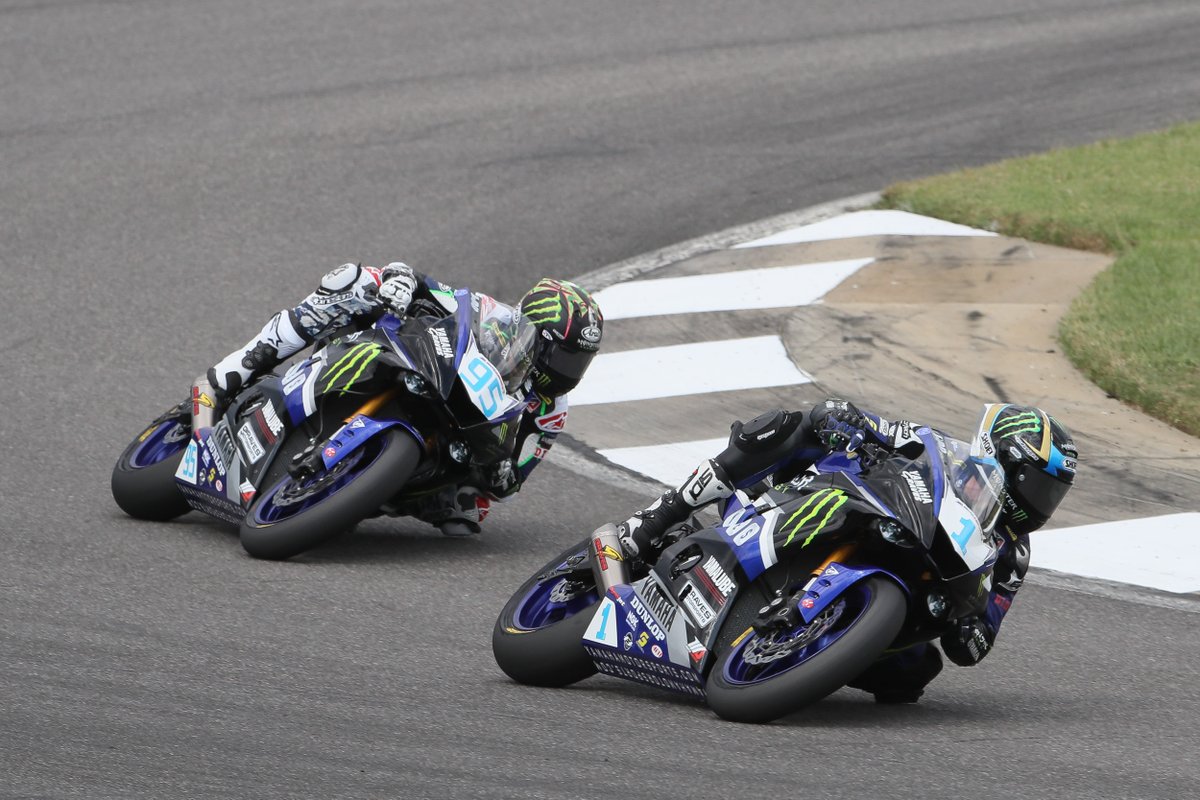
[812,399,884,451]
[940,617,995,666]
[378,263,417,316]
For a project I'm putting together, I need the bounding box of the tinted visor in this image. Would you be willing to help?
[542,344,595,383]
[1014,463,1072,517]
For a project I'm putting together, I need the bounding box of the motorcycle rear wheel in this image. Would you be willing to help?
[492,539,600,687]
[239,428,420,560]
[705,575,906,723]
[111,404,192,521]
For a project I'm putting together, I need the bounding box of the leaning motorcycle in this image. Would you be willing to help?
[493,430,1004,723]
[112,289,537,559]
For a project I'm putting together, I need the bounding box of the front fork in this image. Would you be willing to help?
[754,543,858,633]
[288,388,404,480]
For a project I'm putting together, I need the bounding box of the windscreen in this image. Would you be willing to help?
[473,296,536,394]
[941,436,1004,533]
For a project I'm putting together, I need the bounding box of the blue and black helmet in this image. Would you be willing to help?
[974,404,1078,535]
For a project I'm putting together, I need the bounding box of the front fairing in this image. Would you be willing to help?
[824,428,1002,579]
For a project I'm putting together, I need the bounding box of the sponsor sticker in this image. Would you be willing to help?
[902,470,933,504]
[428,327,454,358]
[212,425,235,476]
[681,590,715,627]
[237,423,266,464]
[629,594,667,640]
[642,584,677,630]
[700,555,736,598]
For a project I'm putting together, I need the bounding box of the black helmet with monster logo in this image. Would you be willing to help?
[519,279,604,396]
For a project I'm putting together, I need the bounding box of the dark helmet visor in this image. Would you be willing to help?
[1013,463,1072,518]
[542,344,596,383]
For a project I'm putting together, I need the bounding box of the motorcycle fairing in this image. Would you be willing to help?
[793,562,908,625]
[318,413,422,470]
[280,352,328,425]
[174,422,245,524]
[582,584,706,699]
[714,491,785,582]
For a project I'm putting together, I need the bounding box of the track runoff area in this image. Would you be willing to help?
[562,207,1200,599]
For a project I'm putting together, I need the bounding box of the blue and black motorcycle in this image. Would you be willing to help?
[492,431,1004,723]
[112,289,536,560]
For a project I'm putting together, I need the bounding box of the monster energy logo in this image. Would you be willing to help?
[782,488,848,548]
[993,411,1042,439]
[323,343,382,396]
[523,280,592,324]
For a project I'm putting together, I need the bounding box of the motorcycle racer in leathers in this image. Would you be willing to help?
[191,262,604,537]
[607,399,1078,703]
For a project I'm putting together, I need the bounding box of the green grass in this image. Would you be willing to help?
[878,121,1200,437]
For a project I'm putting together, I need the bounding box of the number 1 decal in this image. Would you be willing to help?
[596,602,612,641]
[951,515,976,555]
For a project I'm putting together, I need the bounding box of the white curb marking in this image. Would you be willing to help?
[592,258,875,320]
[734,209,998,248]
[1035,514,1200,594]
[598,437,729,486]
[570,336,812,406]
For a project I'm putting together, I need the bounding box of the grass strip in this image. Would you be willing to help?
[877,121,1200,436]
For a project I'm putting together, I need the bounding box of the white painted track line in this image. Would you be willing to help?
[598,437,728,486]
[734,209,998,248]
[592,258,874,320]
[1035,514,1200,593]
[570,335,812,406]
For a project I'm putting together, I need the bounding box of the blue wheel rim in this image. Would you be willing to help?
[512,551,598,630]
[129,420,189,468]
[252,437,388,525]
[722,582,875,686]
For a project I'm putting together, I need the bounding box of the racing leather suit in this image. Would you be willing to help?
[201,263,568,533]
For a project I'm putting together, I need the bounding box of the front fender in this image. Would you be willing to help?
[319,413,424,470]
[797,563,909,624]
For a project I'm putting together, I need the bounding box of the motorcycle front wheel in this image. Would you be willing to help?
[705,575,906,723]
[239,428,420,560]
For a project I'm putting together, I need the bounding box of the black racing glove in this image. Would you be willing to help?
[941,617,995,666]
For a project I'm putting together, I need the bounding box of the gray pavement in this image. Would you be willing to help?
[4,2,1200,798]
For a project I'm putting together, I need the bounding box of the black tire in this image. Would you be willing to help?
[492,539,600,687]
[239,428,420,560]
[111,410,192,521]
[705,576,906,723]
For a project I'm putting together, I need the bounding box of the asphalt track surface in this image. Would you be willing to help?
[4,2,1200,798]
